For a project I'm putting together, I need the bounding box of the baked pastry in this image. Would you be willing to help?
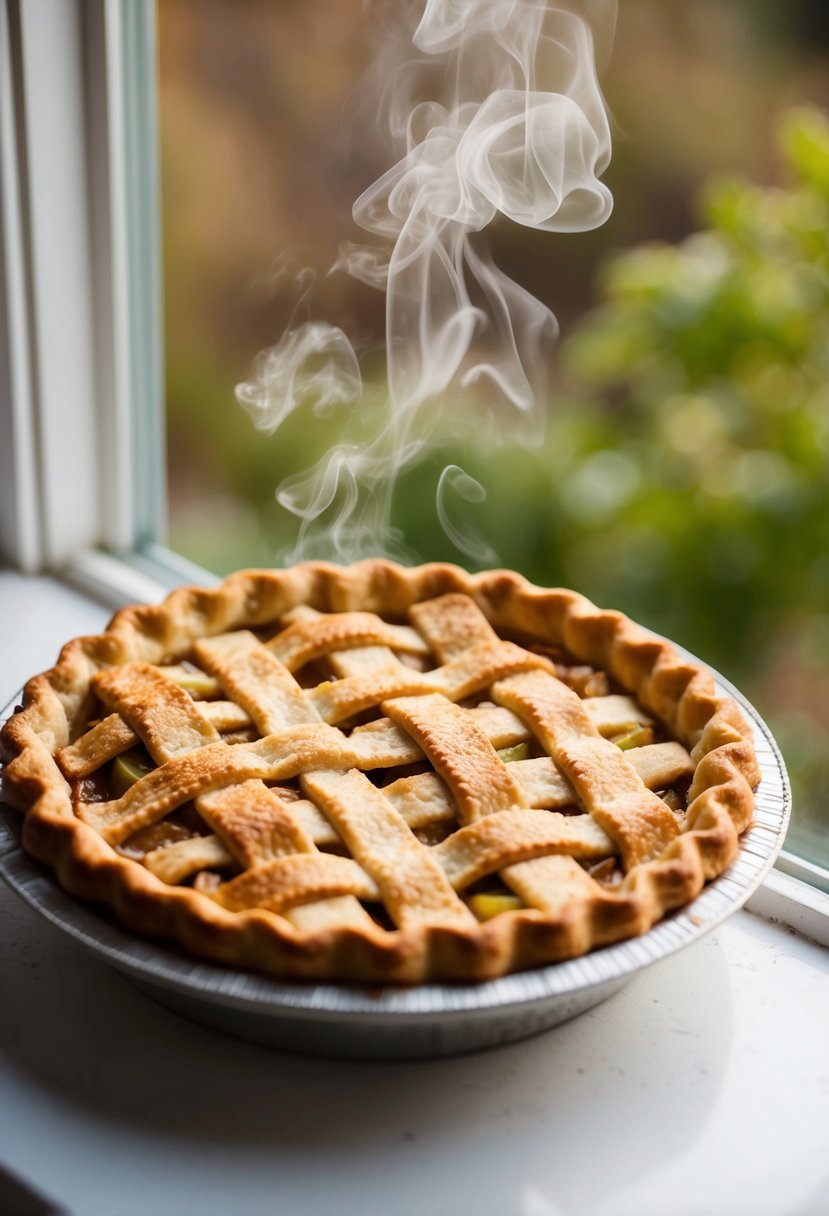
[0,561,759,983]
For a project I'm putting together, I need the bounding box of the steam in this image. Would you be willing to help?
[436,465,500,565]
[237,0,615,563]
[237,322,362,434]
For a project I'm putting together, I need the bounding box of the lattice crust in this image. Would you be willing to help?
[0,561,760,984]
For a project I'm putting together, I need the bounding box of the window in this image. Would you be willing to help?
[1,0,827,896]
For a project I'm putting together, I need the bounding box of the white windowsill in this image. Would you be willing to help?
[747,867,829,949]
[1,565,828,1216]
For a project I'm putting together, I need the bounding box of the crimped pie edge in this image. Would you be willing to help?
[0,560,760,984]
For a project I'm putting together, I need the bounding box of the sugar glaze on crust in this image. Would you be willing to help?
[0,561,760,984]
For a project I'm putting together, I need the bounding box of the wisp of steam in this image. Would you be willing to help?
[236,0,615,563]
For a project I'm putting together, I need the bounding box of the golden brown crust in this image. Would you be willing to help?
[0,560,760,984]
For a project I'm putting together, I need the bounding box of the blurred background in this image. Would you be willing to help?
[157,0,829,863]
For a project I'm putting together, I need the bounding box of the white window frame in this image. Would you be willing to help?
[0,0,201,602]
[0,0,826,934]
[3,0,140,569]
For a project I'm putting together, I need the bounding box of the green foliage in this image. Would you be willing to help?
[554,115,829,650]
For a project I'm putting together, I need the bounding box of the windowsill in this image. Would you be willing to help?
[747,866,829,949]
[2,565,828,1216]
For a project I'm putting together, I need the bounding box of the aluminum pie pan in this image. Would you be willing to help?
[0,670,790,1059]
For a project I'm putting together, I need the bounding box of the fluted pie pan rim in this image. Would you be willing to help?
[0,672,787,1057]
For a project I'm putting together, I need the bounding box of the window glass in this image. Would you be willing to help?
[158,0,829,865]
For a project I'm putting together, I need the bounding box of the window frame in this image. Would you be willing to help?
[0,0,825,927]
[0,0,165,573]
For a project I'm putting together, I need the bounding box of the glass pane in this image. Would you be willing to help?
[157,0,829,867]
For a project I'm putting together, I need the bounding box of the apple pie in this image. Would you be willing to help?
[0,561,759,983]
